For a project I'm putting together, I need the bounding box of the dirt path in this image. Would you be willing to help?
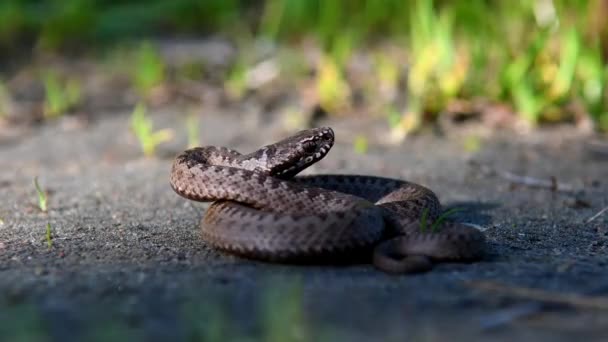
[1,108,607,341]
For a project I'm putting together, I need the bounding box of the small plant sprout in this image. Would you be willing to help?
[419,207,430,233]
[420,207,465,233]
[133,41,166,96]
[42,71,82,119]
[224,59,248,101]
[34,177,47,212]
[353,135,368,154]
[430,207,464,232]
[0,80,11,119]
[463,135,482,153]
[130,102,174,157]
[316,54,351,115]
[46,223,53,249]
[186,111,200,148]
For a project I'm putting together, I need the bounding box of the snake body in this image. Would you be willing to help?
[170,127,486,273]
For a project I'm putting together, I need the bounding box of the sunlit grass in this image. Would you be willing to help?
[129,102,173,157]
[186,111,200,148]
[0,80,10,119]
[316,54,351,115]
[224,58,248,101]
[353,135,368,154]
[463,135,482,153]
[0,0,605,131]
[33,177,47,212]
[132,41,166,97]
[42,71,81,119]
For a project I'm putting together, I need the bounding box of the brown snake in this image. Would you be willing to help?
[170,127,486,273]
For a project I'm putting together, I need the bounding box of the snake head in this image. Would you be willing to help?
[266,127,335,179]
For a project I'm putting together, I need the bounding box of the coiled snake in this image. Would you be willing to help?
[170,127,486,273]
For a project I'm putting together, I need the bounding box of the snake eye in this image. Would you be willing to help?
[302,141,317,153]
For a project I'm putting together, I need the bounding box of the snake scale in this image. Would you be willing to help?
[170,127,486,273]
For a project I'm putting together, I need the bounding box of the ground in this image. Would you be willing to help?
[1,107,607,341]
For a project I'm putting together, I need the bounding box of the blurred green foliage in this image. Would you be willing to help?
[0,0,244,48]
[132,41,166,96]
[42,70,82,119]
[0,0,606,131]
[129,102,174,157]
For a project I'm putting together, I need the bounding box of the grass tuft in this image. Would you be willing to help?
[0,79,10,119]
[132,41,166,96]
[420,207,464,233]
[224,58,248,101]
[130,102,174,157]
[186,111,200,149]
[353,135,368,154]
[430,207,464,232]
[316,54,351,115]
[33,177,47,212]
[261,277,308,342]
[42,71,81,119]
[0,0,606,132]
[45,222,53,248]
[419,207,429,233]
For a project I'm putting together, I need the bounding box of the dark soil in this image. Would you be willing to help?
[1,108,607,341]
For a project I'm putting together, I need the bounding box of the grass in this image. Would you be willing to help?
[315,54,351,115]
[45,222,52,249]
[0,1,606,132]
[420,207,464,233]
[33,176,47,212]
[132,41,166,97]
[463,135,482,153]
[42,70,81,119]
[33,177,53,248]
[261,278,309,342]
[180,276,313,341]
[129,102,173,157]
[224,57,248,101]
[0,277,320,342]
[186,111,200,148]
[0,80,10,119]
[353,135,368,154]
[0,303,49,342]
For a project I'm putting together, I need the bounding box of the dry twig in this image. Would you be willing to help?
[469,161,575,193]
[466,280,608,310]
[500,172,570,191]
[586,205,608,223]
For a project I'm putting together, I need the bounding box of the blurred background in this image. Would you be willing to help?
[2,2,608,340]
[0,0,607,147]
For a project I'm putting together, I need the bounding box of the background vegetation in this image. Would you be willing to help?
[1,0,606,136]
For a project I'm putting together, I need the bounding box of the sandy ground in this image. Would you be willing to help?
[1,108,607,341]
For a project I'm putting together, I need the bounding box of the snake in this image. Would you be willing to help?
[169,127,486,274]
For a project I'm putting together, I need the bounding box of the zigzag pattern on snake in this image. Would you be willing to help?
[170,127,486,273]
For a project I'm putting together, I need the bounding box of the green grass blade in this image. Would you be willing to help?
[33,177,47,212]
[420,207,429,233]
[130,102,173,157]
[46,222,53,248]
[186,112,200,148]
[431,207,465,232]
